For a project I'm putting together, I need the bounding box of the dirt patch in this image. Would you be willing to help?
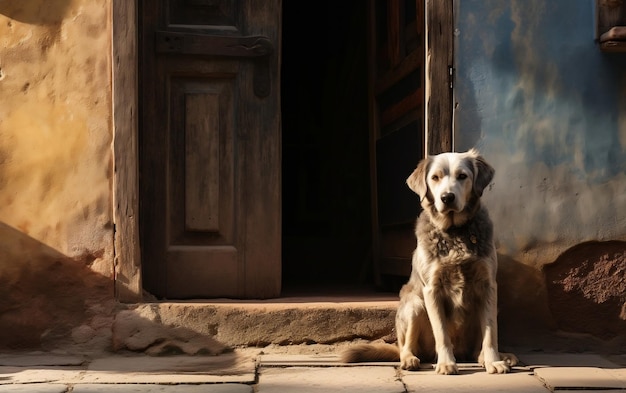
[544,241,626,340]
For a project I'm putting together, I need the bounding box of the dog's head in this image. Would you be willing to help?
[406,149,494,229]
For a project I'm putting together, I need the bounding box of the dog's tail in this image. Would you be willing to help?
[341,343,400,363]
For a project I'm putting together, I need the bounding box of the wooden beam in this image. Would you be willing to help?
[424,0,453,155]
[112,0,143,303]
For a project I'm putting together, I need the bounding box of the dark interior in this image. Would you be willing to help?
[281,2,375,294]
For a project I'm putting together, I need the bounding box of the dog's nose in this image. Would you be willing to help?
[441,192,455,205]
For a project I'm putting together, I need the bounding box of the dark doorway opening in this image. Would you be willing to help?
[281,2,375,294]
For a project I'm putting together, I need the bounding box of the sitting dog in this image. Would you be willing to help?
[342,149,517,374]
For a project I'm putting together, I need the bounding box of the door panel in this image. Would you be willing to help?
[183,90,223,233]
[169,77,235,244]
[140,0,281,299]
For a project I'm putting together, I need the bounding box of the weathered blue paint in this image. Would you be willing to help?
[454,0,626,264]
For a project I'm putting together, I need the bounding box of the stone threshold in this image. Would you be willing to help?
[112,294,399,355]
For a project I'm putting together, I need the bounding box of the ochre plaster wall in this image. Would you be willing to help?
[0,0,115,349]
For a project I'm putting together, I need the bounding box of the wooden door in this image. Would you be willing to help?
[368,0,425,284]
[139,0,281,299]
[368,0,452,286]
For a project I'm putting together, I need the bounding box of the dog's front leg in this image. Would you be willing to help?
[478,282,511,374]
[398,314,421,370]
[423,285,457,375]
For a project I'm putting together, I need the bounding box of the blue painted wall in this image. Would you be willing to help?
[454,0,626,266]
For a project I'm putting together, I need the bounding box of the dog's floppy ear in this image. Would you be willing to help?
[470,150,495,197]
[406,157,431,198]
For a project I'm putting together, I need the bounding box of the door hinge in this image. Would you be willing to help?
[448,65,455,89]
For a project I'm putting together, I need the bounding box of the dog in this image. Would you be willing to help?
[342,149,517,374]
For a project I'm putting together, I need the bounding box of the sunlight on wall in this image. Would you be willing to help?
[0,0,113,277]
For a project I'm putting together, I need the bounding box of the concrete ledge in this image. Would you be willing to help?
[112,297,398,354]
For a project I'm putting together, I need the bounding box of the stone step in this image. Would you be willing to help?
[112,296,398,355]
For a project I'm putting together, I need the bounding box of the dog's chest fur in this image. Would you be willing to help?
[417,206,494,324]
[418,206,494,263]
[433,257,491,327]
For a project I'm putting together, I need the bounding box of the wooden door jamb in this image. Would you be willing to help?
[112,0,142,303]
[425,0,453,155]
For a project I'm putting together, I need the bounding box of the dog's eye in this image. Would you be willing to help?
[457,173,468,180]
[431,175,439,182]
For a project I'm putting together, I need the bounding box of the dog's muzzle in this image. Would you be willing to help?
[440,192,456,206]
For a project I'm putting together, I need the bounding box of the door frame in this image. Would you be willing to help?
[424,0,453,155]
[110,0,453,303]
[112,0,141,302]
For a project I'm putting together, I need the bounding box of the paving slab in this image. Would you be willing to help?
[0,385,68,393]
[534,367,626,390]
[258,353,402,368]
[0,354,86,367]
[518,353,621,369]
[81,354,256,385]
[1,351,624,393]
[0,367,84,385]
[257,366,402,393]
[607,368,626,384]
[71,384,253,393]
[77,372,254,384]
[259,353,341,366]
[402,367,550,393]
[553,391,626,393]
[0,354,256,386]
[88,353,255,375]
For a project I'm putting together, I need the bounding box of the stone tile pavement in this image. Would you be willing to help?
[0,351,625,392]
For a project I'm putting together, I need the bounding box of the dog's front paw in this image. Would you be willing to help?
[499,352,519,367]
[400,354,421,371]
[435,362,458,375]
[484,360,510,374]
[480,349,515,374]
